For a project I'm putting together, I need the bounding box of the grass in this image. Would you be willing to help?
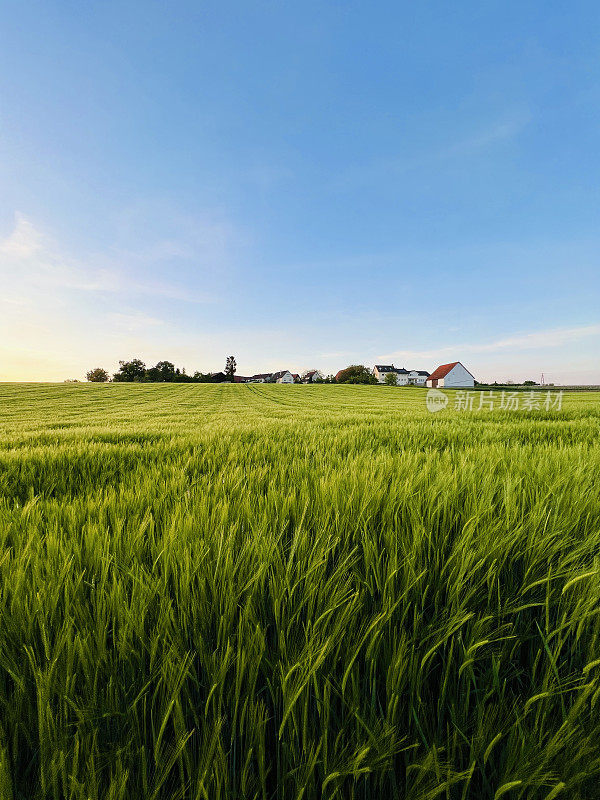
[0,382,599,799]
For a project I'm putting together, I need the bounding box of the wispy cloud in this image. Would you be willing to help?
[0,211,234,380]
[317,351,355,359]
[465,324,600,353]
[108,311,165,332]
[440,115,530,159]
[332,110,531,188]
[0,213,220,303]
[0,213,44,258]
[378,323,600,363]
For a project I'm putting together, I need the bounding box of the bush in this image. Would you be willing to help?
[85,368,110,382]
[336,365,377,384]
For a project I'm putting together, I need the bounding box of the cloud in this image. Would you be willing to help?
[332,110,531,189]
[0,210,236,380]
[108,311,165,332]
[378,323,600,363]
[442,114,531,158]
[0,213,44,258]
[0,213,219,303]
[465,324,600,353]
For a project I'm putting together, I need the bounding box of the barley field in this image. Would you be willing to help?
[0,382,599,800]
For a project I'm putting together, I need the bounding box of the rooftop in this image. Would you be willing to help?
[427,362,460,381]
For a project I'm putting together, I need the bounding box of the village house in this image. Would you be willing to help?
[373,365,429,386]
[426,362,475,389]
[302,370,323,383]
[272,370,294,384]
[373,365,408,384]
[247,371,294,383]
[407,370,429,386]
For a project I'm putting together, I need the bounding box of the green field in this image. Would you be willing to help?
[0,383,599,800]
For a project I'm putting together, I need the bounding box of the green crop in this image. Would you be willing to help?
[0,382,599,799]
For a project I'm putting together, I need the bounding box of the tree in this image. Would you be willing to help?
[147,361,176,382]
[523,380,538,386]
[225,355,236,382]
[113,359,146,382]
[335,365,377,384]
[384,371,398,386]
[86,367,109,383]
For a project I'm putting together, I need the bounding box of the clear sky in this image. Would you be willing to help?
[1,0,599,384]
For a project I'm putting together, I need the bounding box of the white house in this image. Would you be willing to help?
[272,370,294,384]
[426,362,475,389]
[407,370,429,386]
[373,364,395,382]
[249,373,272,383]
[373,365,410,385]
[302,370,323,383]
[374,365,430,385]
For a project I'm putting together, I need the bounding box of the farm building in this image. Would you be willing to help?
[426,362,475,389]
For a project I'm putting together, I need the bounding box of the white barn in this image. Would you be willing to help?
[426,362,475,389]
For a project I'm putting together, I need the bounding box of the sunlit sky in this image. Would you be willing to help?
[1,1,599,383]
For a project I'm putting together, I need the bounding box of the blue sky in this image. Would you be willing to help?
[1,0,599,383]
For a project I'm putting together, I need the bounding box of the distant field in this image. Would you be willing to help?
[0,383,599,800]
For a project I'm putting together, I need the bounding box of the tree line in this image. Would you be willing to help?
[86,361,379,384]
[86,360,220,383]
